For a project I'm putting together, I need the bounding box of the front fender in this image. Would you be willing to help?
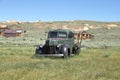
[58,44,68,53]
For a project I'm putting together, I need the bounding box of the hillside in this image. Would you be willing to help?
[0,20,120,47]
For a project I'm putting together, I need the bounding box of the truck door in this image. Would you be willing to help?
[68,32,74,48]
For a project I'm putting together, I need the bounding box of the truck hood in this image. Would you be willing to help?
[45,38,66,46]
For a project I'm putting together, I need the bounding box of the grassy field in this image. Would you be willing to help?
[0,45,120,80]
[0,21,120,80]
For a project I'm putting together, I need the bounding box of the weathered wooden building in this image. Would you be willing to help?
[3,29,22,37]
[81,31,94,40]
[74,31,94,40]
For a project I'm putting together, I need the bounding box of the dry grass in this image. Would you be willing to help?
[0,46,120,80]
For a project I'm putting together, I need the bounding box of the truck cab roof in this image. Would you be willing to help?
[49,29,73,33]
[48,29,74,39]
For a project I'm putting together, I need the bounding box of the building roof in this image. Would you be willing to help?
[3,29,22,34]
[4,30,17,33]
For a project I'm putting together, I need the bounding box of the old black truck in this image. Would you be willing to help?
[35,29,82,58]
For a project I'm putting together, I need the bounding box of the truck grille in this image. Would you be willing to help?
[49,46,55,54]
[46,40,49,45]
[43,46,56,54]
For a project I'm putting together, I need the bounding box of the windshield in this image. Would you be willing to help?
[48,32,57,38]
[48,31,67,38]
[58,32,67,38]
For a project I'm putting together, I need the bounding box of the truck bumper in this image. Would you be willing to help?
[35,54,64,57]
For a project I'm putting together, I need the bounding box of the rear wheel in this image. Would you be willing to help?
[73,46,81,55]
[76,48,81,55]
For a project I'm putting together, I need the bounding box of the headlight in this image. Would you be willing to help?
[36,44,43,49]
[39,45,43,48]
[57,44,62,48]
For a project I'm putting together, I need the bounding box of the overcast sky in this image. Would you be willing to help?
[0,0,120,22]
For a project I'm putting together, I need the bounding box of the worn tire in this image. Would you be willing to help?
[76,48,81,55]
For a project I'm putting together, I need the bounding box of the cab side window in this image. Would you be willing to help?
[68,32,74,38]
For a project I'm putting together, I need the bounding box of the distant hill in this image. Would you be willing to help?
[0,20,120,30]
